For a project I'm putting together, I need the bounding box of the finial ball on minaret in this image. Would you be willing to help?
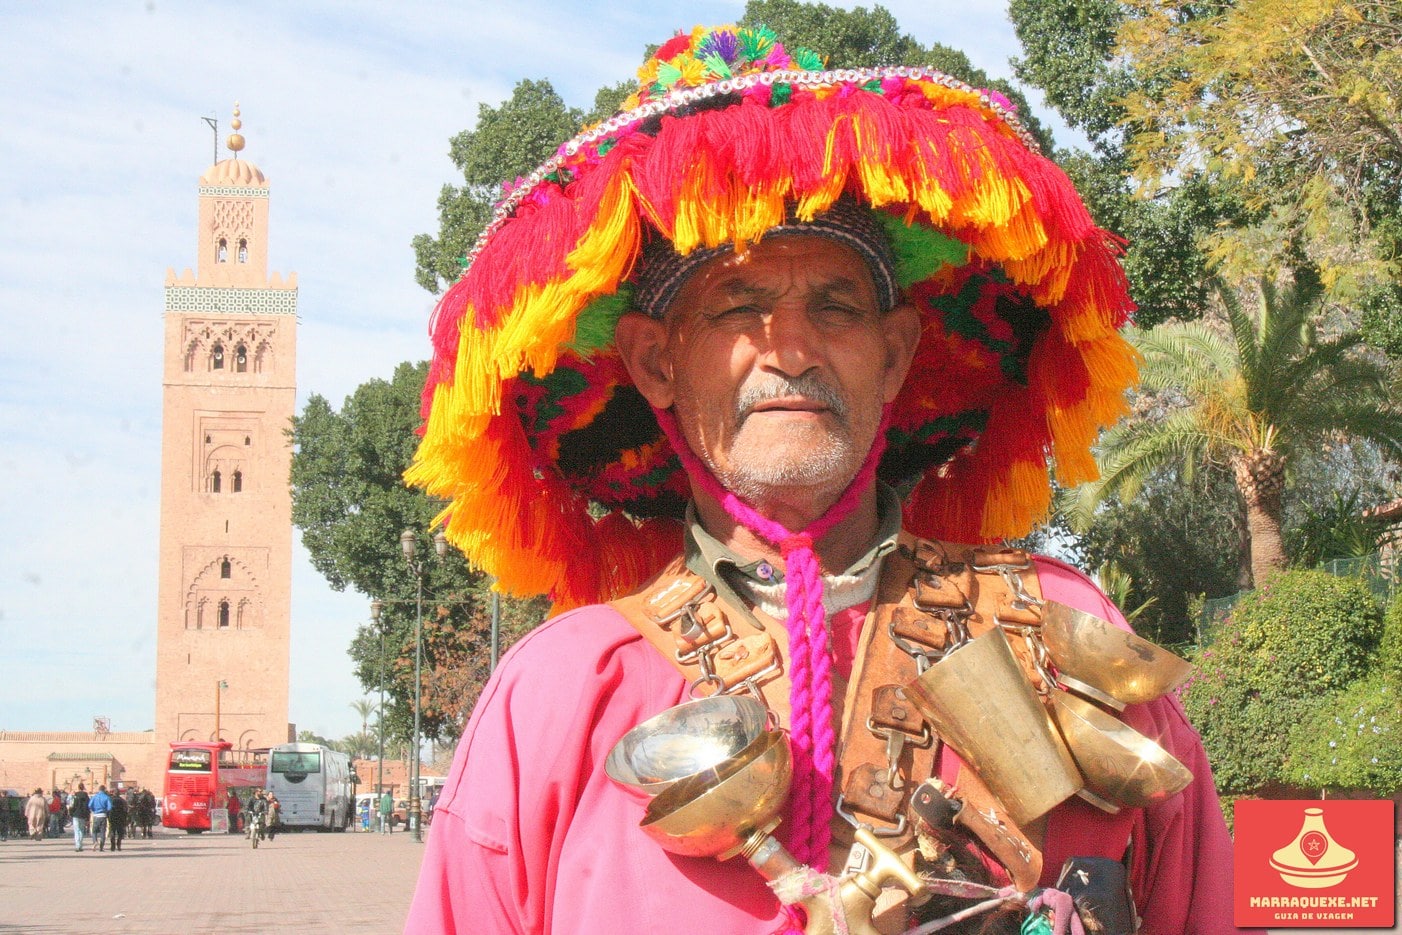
[227,102,246,154]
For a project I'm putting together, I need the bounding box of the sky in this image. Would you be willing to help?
[0,1,1081,742]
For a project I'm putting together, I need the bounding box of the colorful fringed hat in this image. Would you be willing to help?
[407,24,1138,610]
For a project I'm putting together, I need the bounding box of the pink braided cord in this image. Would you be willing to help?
[653,405,891,869]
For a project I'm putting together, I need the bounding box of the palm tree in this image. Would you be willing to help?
[351,698,378,737]
[1071,274,1402,588]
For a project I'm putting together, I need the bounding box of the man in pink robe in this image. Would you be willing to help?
[403,21,1258,935]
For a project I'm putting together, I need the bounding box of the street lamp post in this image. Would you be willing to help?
[399,528,446,844]
[369,600,386,801]
[214,680,228,742]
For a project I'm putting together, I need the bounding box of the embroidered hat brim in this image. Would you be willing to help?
[407,25,1138,610]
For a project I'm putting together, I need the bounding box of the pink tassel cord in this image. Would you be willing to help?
[654,405,890,869]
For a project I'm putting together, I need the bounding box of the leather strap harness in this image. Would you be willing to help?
[610,531,1063,891]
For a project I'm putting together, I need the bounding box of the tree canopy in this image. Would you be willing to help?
[1011,0,1401,330]
[1069,273,1402,586]
[290,362,544,743]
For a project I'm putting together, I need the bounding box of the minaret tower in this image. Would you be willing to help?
[154,104,297,751]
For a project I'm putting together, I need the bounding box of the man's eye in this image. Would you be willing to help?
[712,304,762,318]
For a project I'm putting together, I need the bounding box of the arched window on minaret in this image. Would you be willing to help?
[218,238,228,263]
[211,469,222,493]
[238,238,248,263]
[218,600,231,629]
[195,598,206,630]
[220,559,231,579]
[232,470,243,493]
[235,343,247,372]
[212,343,224,370]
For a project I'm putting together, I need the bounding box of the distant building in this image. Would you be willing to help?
[0,105,296,793]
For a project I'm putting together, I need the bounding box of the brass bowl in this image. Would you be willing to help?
[1041,602,1193,710]
[1049,691,1193,808]
[640,729,792,860]
[605,695,770,794]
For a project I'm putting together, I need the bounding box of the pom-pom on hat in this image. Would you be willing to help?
[407,23,1139,611]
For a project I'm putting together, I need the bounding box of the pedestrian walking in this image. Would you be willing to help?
[266,794,280,841]
[25,789,47,842]
[48,790,64,838]
[136,788,157,839]
[88,785,112,852]
[107,788,128,852]
[69,784,90,852]
[378,790,392,834]
[226,789,242,834]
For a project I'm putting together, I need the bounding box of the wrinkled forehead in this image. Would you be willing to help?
[662,235,880,318]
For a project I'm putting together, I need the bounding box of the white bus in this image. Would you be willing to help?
[265,742,353,831]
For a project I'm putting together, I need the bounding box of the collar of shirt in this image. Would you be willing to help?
[683,484,903,620]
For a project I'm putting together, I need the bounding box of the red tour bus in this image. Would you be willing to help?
[162,741,267,832]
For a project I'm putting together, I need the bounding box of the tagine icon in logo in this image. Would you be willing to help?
[1270,806,1359,888]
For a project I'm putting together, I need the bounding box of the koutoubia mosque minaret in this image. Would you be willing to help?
[153,104,297,752]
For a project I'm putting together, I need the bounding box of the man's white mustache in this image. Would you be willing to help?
[735,377,848,422]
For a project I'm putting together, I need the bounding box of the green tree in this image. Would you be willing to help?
[1008,0,1234,327]
[412,80,590,294]
[1115,0,1402,295]
[1182,570,1382,792]
[1068,466,1244,644]
[1070,273,1402,587]
[297,729,338,748]
[1010,0,1402,335]
[1284,673,1402,794]
[290,361,546,743]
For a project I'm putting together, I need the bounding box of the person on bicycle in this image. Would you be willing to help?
[247,789,268,842]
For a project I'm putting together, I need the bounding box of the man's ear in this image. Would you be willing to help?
[881,302,922,404]
[614,311,675,409]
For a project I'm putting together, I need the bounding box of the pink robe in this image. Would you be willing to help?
[406,556,1253,934]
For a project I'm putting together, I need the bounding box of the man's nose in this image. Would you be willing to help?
[759,304,821,376]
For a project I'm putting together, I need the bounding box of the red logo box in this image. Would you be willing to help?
[1235,799,1395,928]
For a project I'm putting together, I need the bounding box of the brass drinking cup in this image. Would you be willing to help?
[1049,690,1193,808]
[1040,602,1193,711]
[605,695,770,793]
[905,628,1082,826]
[640,729,793,859]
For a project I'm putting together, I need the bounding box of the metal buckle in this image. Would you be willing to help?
[887,619,944,673]
[649,582,716,626]
[674,608,733,665]
[974,558,1041,611]
[866,717,932,749]
[836,796,908,837]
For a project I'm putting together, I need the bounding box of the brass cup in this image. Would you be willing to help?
[640,729,793,860]
[1049,690,1193,809]
[905,629,1082,827]
[605,695,770,794]
[1040,602,1193,711]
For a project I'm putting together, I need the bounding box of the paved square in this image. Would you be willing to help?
[0,825,423,933]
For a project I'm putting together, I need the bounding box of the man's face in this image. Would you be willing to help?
[627,235,919,504]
